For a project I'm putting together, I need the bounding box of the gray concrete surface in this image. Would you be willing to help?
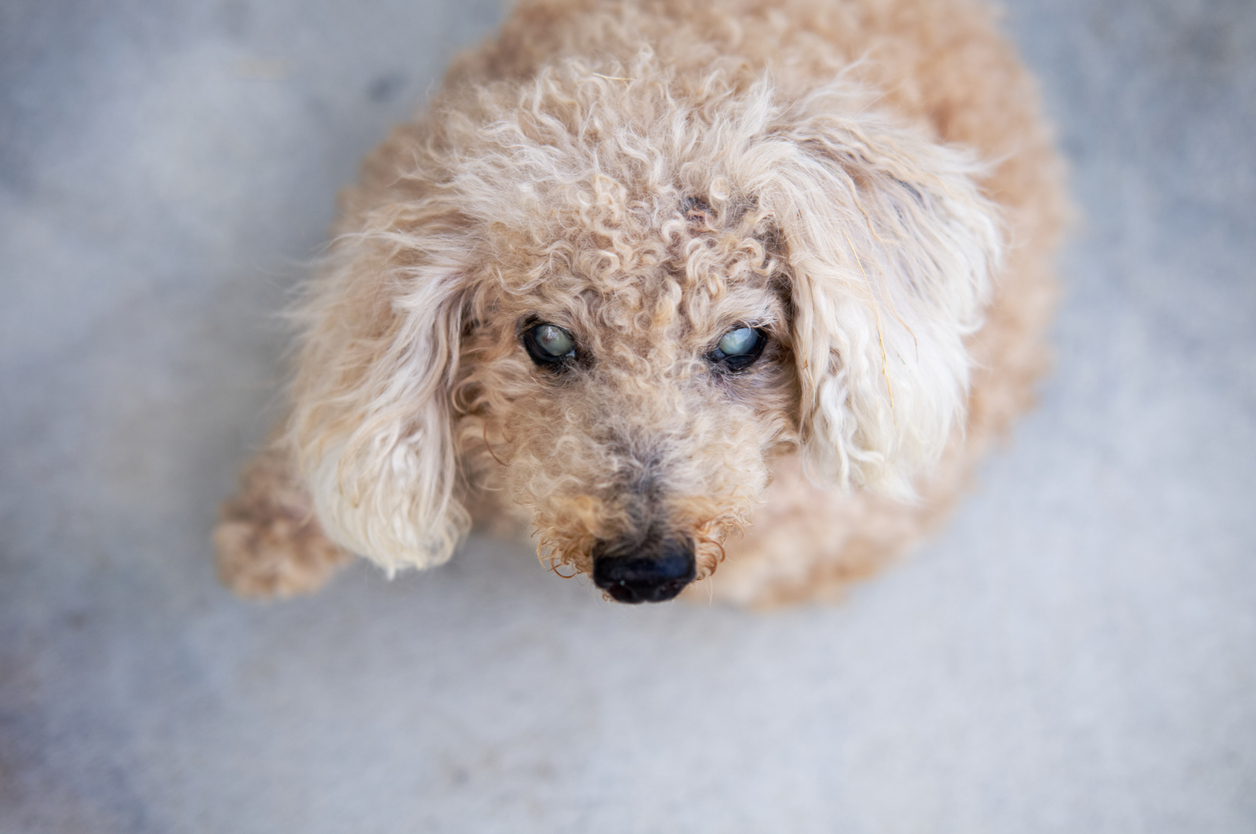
[2,0,1254,831]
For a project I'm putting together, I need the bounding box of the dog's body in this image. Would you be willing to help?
[215,0,1064,607]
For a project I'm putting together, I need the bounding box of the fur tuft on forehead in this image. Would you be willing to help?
[421,56,787,271]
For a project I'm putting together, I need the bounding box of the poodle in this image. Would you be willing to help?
[215,0,1065,606]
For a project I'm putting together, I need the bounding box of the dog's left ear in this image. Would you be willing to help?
[286,195,475,575]
[750,88,1003,496]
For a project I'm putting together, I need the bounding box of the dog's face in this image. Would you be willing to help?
[456,197,800,601]
[291,62,1001,602]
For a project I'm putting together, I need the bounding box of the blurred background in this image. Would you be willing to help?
[2,0,1254,831]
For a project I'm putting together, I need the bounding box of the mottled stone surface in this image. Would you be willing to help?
[2,0,1253,831]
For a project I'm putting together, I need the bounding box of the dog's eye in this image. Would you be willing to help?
[709,326,767,372]
[523,322,577,367]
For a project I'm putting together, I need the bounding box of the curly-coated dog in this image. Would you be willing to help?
[215,0,1065,607]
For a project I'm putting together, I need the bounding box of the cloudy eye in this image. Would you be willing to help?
[718,327,759,356]
[709,325,767,372]
[523,322,577,368]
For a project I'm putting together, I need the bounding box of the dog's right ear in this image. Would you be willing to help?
[286,197,474,576]
[739,82,1003,497]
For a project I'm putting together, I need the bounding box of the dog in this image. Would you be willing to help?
[214,0,1065,607]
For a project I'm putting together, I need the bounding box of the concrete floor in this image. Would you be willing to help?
[2,0,1254,831]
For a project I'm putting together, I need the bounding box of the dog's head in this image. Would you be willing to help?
[289,59,1001,603]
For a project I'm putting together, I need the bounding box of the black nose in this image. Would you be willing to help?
[592,537,696,604]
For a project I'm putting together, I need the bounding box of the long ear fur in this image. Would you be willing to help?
[742,82,1003,496]
[287,198,473,574]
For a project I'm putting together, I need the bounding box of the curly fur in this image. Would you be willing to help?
[216,0,1065,607]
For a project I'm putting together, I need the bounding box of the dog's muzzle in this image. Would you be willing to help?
[591,536,696,604]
